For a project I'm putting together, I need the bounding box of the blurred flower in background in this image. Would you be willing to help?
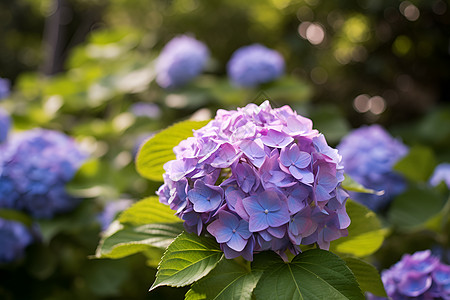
[0,129,87,218]
[155,35,210,89]
[0,108,10,143]
[0,78,10,100]
[0,218,33,263]
[129,102,161,119]
[97,199,133,231]
[430,163,450,189]
[227,44,285,87]
[337,125,408,211]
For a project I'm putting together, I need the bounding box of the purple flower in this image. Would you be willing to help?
[374,250,450,299]
[0,108,11,143]
[430,163,450,189]
[227,44,284,87]
[130,102,161,119]
[155,35,209,89]
[0,218,33,263]
[97,199,133,230]
[0,129,87,218]
[337,125,408,211]
[0,77,10,100]
[156,101,349,260]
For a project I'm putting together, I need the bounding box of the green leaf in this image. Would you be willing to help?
[150,232,223,290]
[185,258,262,300]
[95,222,184,259]
[253,249,364,300]
[331,199,386,257]
[341,174,382,195]
[342,257,387,297]
[136,119,210,181]
[394,145,436,182]
[388,186,444,230]
[0,209,33,227]
[118,196,179,226]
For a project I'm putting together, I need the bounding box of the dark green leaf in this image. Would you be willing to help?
[136,120,210,181]
[118,196,179,226]
[331,199,386,257]
[95,222,184,259]
[0,208,33,227]
[253,249,364,300]
[185,258,262,300]
[393,145,436,182]
[150,232,223,290]
[342,257,387,297]
[341,174,381,195]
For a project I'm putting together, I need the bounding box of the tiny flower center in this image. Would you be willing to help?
[232,229,236,233]
[264,209,269,214]
[206,197,211,201]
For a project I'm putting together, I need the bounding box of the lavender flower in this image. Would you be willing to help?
[0,129,86,218]
[157,101,349,260]
[0,218,33,263]
[0,108,11,143]
[130,102,161,119]
[430,163,450,189]
[0,77,10,100]
[155,35,209,89]
[369,250,450,299]
[227,44,285,87]
[97,199,133,230]
[337,125,408,211]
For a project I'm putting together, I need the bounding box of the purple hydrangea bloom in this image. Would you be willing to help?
[155,35,209,89]
[368,250,450,300]
[130,102,161,119]
[97,199,133,230]
[157,101,349,260]
[0,77,10,100]
[430,163,450,189]
[337,125,408,211]
[227,44,285,87]
[0,129,87,218]
[0,108,11,143]
[0,218,33,263]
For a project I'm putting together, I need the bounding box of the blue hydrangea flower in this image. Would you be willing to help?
[227,44,285,87]
[0,218,33,263]
[157,101,349,260]
[430,163,450,189]
[368,250,450,300]
[0,129,86,218]
[0,77,10,100]
[155,35,209,89]
[337,125,408,211]
[0,108,11,143]
[97,199,133,231]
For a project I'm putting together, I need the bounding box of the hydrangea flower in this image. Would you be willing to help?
[155,35,209,89]
[0,129,86,218]
[0,77,10,100]
[157,101,349,260]
[97,199,133,230]
[227,44,285,87]
[0,108,11,143]
[429,163,450,189]
[0,218,33,263]
[368,250,450,300]
[130,102,161,119]
[337,125,408,211]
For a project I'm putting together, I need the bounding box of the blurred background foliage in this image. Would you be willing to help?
[0,0,449,299]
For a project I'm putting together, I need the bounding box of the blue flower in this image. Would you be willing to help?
[97,199,133,230]
[207,211,251,252]
[0,77,10,100]
[155,35,209,89]
[430,163,450,189]
[0,108,11,143]
[0,218,33,263]
[337,125,408,211]
[187,180,224,213]
[227,44,284,87]
[0,129,86,218]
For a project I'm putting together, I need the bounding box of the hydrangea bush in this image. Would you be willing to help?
[155,35,210,89]
[369,250,450,299]
[337,125,408,211]
[227,44,285,87]
[0,218,33,263]
[0,129,86,218]
[158,101,349,260]
[0,108,10,143]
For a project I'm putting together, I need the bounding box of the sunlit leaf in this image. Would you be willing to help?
[118,196,179,226]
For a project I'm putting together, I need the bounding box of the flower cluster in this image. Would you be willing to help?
[369,250,450,299]
[337,125,408,211]
[0,129,86,218]
[155,35,210,89]
[0,77,10,100]
[227,44,285,87]
[430,163,450,189]
[158,101,349,260]
[0,218,33,263]
[0,108,10,143]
